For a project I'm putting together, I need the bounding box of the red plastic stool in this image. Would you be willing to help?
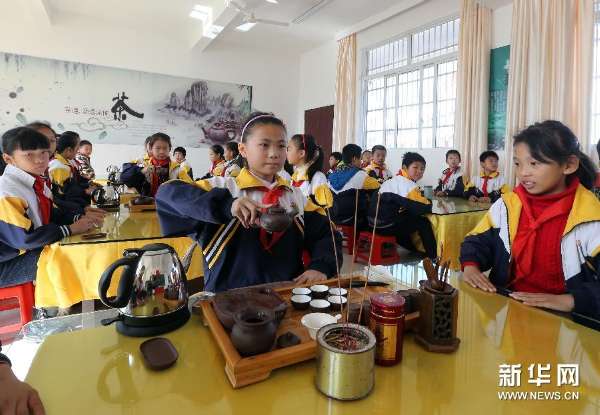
[0,282,34,334]
[356,231,400,265]
[336,225,356,255]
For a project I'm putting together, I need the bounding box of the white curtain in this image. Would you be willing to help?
[504,0,594,185]
[332,34,357,151]
[455,0,492,178]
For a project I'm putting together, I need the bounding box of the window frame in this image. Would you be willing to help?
[359,14,460,150]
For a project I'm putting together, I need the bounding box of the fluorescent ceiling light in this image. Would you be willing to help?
[265,0,279,3]
[204,24,224,39]
[235,21,256,31]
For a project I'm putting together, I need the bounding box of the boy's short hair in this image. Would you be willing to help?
[445,149,461,161]
[402,152,426,168]
[173,146,186,157]
[56,131,80,153]
[330,151,342,161]
[79,140,92,147]
[26,121,56,137]
[342,144,362,164]
[371,145,387,154]
[2,127,50,155]
[479,150,499,163]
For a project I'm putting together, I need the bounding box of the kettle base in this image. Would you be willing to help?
[116,306,191,337]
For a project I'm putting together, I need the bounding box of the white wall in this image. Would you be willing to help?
[296,40,338,129]
[297,0,514,186]
[0,8,300,178]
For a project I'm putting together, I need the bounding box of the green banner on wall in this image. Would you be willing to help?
[487,45,510,150]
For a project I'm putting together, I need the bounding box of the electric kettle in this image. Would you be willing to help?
[99,243,190,337]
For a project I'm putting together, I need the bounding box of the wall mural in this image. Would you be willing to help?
[0,52,252,147]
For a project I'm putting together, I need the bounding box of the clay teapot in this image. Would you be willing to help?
[230,307,277,357]
[132,196,155,205]
[259,206,298,233]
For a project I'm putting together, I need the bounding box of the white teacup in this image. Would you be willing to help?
[301,313,341,340]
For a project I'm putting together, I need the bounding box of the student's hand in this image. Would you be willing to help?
[509,292,575,312]
[83,209,107,222]
[468,195,479,202]
[231,197,268,228]
[477,197,491,203]
[0,364,45,415]
[462,265,496,292]
[294,270,328,285]
[68,216,100,235]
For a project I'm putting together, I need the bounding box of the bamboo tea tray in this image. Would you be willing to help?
[127,200,156,212]
[200,276,419,388]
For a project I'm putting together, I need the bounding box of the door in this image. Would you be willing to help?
[304,105,334,172]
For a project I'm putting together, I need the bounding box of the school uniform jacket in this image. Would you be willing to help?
[327,166,380,225]
[464,171,509,202]
[121,159,192,196]
[460,185,600,319]
[0,165,76,263]
[369,174,432,228]
[48,153,89,209]
[364,161,393,184]
[155,168,342,292]
[291,168,333,208]
[434,167,466,197]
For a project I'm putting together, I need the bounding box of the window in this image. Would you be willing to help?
[363,17,459,149]
[591,1,600,144]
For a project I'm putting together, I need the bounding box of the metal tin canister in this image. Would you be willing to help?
[315,323,376,400]
[369,292,405,366]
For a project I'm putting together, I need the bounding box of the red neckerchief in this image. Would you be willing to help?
[257,185,287,252]
[291,180,304,187]
[442,167,458,185]
[480,172,497,197]
[150,157,170,196]
[510,178,579,286]
[32,175,52,225]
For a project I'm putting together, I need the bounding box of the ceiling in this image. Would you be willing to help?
[37,0,421,53]
[4,0,513,54]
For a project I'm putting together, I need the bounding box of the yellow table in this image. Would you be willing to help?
[427,197,489,270]
[25,264,600,414]
[35,206,203,308]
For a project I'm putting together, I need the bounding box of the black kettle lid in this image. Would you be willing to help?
[140,243,175,252]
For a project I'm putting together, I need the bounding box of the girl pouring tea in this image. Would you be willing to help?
[156,112,342,292]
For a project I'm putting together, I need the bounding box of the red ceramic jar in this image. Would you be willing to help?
[368,292,405,366]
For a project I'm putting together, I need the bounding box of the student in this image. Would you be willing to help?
[461,120,600,319]
[121,133,192,197]
[464,150,509,203]
[434,149,465,197]
[370,152,436,259]
[287,134,333,208]
[328,144,380,228]
[280,160,293,182]
[201,144,226,179]
[223,141,243,178]
[364,145,393,183]
[131,136,152,166]
[360,150,372,169]
[26,122,57,158]
[48,131,93,210]
[0,344,45,415]
[0,127,103,288]
[155,112,342,292]
[173,146,194,180]
[74,139,96,181]
[327,151,342,176]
